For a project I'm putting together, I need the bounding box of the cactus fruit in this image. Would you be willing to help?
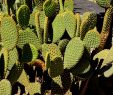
[64,0,74,11]
[64,37,84,69]
[16,5,30,29]
[8,47,18,71]
[93,49,109,61]
[80,12,97,40]
[52,13,65,42]
[26,82,41,95]
[7,62,23,85]
[75,13,81,37]
[0,17,18,50]
[17,29,41,50]
[42,43,62,60]
[0,79,12,95]
[95,0,112,8]
[48,57,63,78]
[58,39,69,53]
[43,0,57,17]
[83,27,100,48]
[22,44,38,63]
[64,11,76,38]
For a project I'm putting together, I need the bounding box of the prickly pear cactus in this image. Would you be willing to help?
[64,0,74,11]
[0,17,18,50]
[16,5,30,29]
[96,0,112,8]
[43,0,57,17]
[42,43,62,60]
[0,79,12,95]
[83,27,100,48]
[17,29,41,50]
[80,12,97,40]
[64,11,76,38]
[45,52,51,69]
[64,37,84,69]
[48,57,63,78]
[52,13,65,42]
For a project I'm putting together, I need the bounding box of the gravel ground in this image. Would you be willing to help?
[74,0,105,14]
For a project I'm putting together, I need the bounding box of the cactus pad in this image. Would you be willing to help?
[45,52,51,69]
[64,0,74,11]
[0,17,18,50]
[52,13,65,42]
[48,57,63,78]
[64,11,76,38]
[43,0,57,17]
[17,29,41,50]
[16,5,30,29]
[96,0,112,8]
[42,43,62,60]
[83,28,100,48]
[0,79,12,95]
[64,37,84,69]
[80,12,97,40]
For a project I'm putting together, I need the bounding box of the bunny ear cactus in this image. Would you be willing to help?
[45,52,51,69]
[42,43,62,60]
[64,37,84,69]
[17,29,41,50]
[43,0,57,17]
[75,13,81,37]
[7,62,24,85]
[0,79,12,95]
[52,13,65,43]
[48,57,63,78]
[64,11,77,38]
[95,0,113,8]
[64,0,74,12]
[83,27,100,48]
[16,5,30,29]
[98,7,113,50]
[80,12,97,40]
[0,16,18,50]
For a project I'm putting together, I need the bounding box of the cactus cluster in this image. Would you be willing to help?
[0,0,113,94]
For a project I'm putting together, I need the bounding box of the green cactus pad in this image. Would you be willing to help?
[104,63,113,78]
[96,0,112,8]
[64,11,76,38]
[93,49,109,61]
[8,48,18,71]
[16,5,30,29]
[52,13,65,42]
[42,43,62,60]
[0,79,12,95]
[0,17,18,50]
[64,0,74,11]
[29,12,35,26]
[22,44,38,63]
[51,75,63,94]
[48,57,63,78]
[64,37,84,69]
[43,0,57,17]
[26,82,41,95]
[103,46,113,65]
[70,49,91,76]
[58,39,69,53]
[45,52,51,69]
[7,62,24,85]
[75,13,81,37]
[17,29,41,50]
[80,12,97,40]
[83,28,100,48]
[18,69,30,87]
